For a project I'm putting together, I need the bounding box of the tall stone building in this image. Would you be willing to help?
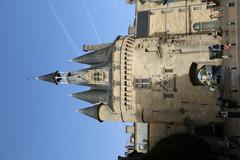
[39,32,222,125]
[38,0,240,157]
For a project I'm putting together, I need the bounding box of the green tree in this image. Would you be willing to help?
[148,133,212,160]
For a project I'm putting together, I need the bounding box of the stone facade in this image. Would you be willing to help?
[37,0,233,158]
[38,0,224,125]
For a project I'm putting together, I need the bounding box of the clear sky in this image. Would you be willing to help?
[0,0,134,160]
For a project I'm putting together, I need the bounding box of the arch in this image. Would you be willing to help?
[189,63,223,86]
[189,63,205,86]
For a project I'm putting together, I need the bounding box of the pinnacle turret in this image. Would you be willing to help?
[82,43,112,52]
[72,90,107,104]
[72,46,113,65]
[77,103,102,122]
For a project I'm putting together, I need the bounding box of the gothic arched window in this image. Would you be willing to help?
[189,63,223,86]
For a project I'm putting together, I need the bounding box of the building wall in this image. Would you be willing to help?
[106,33,223,125]
[135,0,218,37]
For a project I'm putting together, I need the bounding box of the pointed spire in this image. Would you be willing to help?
[72,90,107,104]
[72,46,112,64]
[77,103,102,122]
[37,71,60,85]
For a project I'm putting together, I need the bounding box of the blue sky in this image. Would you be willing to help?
[0,0,134,160]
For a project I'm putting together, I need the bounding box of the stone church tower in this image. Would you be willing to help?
[38,33,223,125]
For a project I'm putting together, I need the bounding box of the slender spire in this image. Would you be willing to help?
[37,71,60,85]
[72,46,112,64]
[72,90,107,104]
[77,103,102,122]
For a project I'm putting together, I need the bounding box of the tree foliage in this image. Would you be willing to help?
[148,133,212,160]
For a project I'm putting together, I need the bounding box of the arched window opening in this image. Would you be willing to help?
[189,63,204,86]
[189,63,223,86]
[197,66,212,85]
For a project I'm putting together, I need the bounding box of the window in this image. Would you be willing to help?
[94,72,100,76]
[135,78,150,83]
[197,66,212,85]
[93,72,104,81]
[142,84,149,88]
[162,9,173,14]
[134,78,151,89]
[163,93,174,99]
[139,145,147,150]
[142,78,150,83]
[165,69,174,73]
[193,6,200,10]
[94,77,97,81]
[135,84,150,88]
[189,63,223,86]
[178,8,186,12]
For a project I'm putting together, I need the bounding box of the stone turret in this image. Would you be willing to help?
[38,34,222,125]
[77,103,102,122]
[72,90,108,104]
[72,45,115,65]
[37,37,126,122]
[77,103,122,122]
[82,43,112,52]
